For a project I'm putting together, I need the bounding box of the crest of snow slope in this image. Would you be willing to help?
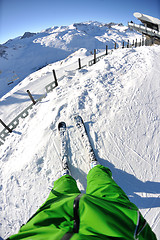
[0,45,160,239]
[0,21,141,99]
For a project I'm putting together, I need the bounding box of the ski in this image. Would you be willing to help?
[73,115,97,163]
[58,122,69,174]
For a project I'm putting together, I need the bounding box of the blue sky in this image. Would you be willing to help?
[0,0,160,44]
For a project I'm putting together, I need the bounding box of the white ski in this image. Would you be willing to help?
[58,122,70,174]
[73,115,97,162]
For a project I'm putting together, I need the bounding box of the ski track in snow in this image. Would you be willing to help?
[0,45,160,239]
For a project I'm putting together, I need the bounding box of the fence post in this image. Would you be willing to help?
[127,40,129,48]
[27,90,36,105]
[135,39,137,48]
[94,49,96,64]
[78,58,81,69]
[132,40,134,47]
[139,39,141,47]
[122,42,124,49]
[0,119,12,133]
[52,69,58,87]
[106,45,108,55]
[114,42,117,49]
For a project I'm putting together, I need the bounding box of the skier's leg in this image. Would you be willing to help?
[86,165,131,204]
[47,174,81,200]
[12,175,81,238]
[29,175,81,220]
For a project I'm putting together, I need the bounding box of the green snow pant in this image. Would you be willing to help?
[8,165,157,240]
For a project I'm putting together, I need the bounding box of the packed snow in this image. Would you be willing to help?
[0,22,160,239]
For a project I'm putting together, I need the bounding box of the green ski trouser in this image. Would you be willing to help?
[51,165,129,201]
[8,165,157,240]
[57,165,131,206]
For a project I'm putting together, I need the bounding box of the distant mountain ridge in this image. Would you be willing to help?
[0,21,141,98]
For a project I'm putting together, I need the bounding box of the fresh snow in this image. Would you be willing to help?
[0,22,160,239]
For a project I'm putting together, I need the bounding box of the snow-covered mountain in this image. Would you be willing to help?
[0,21,141,99]
[0,21,160,239]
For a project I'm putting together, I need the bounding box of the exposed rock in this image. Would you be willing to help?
[21,32,36,39]
[0,45,8,58]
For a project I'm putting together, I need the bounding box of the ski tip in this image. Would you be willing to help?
[58,122,66,131]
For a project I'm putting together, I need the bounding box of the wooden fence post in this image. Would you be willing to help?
[106,45,108,55]
[127,40,129,48]
[78,58,81,69]
[122,42,124,49]
[135,39,137,47]
[94,49,96,64]
[140,39,142,47]
[27,90,36,105]
[52,69,58,87]
[114,42,117,49]
[133,40,134,46]
[0,119,12,133]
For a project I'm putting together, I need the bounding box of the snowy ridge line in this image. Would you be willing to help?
[0,38,152,146]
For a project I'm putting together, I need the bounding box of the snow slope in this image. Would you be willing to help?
[0,44,160,238]
[0,21,141,99]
